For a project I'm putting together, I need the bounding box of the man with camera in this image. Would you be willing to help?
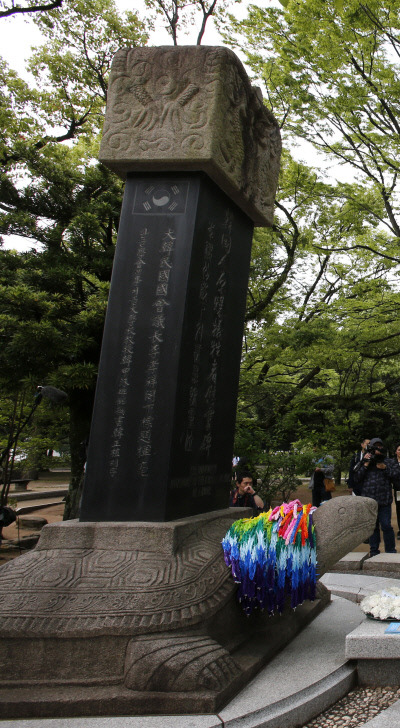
[353,437,400,557]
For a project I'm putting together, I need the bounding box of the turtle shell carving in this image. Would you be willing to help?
[0,498,377,639]
[0,513,238,638]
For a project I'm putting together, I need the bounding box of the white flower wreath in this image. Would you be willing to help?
[360,587,400,621]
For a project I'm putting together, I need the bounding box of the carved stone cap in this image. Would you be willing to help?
[99,46,282,226]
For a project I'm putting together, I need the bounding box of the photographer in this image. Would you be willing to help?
[353,437,399,557]
[229,472,264,511]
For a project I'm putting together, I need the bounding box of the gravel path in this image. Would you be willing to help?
[303,687,400,727]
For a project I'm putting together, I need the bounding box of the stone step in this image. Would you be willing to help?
[364,553,400,574]
[330,551,400,576]
[321,572,400,603]
[12,488,68,502]
[16,501,64,515]
[330,551,369,571]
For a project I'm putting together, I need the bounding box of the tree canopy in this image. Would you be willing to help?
[0,0,148,514]
[223,0,400,469]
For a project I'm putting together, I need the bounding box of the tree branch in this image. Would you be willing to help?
[0,0,62,18]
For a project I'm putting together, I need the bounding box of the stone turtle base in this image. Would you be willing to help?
[0,512,330,719]
[0,593,329,718]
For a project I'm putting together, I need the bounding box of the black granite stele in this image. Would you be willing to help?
[80,173,254,522]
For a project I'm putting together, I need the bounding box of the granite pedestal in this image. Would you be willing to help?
[346,612,400,686]
[0,498,379,718]
[0,597,366,727]
[0,510,330,718]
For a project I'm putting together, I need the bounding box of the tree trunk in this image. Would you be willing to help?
[334,467,341,487]
[63,389,94,520]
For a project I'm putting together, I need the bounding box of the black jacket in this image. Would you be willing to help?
[348,451,364,491]
[353,458,400,505]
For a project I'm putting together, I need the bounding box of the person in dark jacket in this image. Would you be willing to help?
[353,437,400,557]
[311,455,334,508]
[391,443,400,539]
[347,438,370,495]
[229,472,264,511]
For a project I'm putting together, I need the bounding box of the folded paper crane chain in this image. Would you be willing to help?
[222,500,317,615]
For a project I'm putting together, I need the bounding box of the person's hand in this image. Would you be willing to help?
[244,485,255,495]
[376,462,386,470]
[364,453,371,466]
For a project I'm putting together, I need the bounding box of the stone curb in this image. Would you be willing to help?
[0,666,356,728]
[362,698,400,727]
[12,489,68,502]
[221,664,356,728]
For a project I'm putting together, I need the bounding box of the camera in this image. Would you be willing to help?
[365,442,385,464]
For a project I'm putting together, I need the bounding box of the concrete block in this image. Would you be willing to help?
[330,551,369,571]
[346,619,400,659]
[363,554,400,574]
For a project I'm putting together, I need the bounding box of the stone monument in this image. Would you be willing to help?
[80,45,281,522]
[0,47,378,719]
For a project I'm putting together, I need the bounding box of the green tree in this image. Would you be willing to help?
[0,0,147,516]
[223,0,400,263]
[221,0,400,474]
[235,150,400,472]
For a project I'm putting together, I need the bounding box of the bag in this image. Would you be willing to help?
[324,477,336,492]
